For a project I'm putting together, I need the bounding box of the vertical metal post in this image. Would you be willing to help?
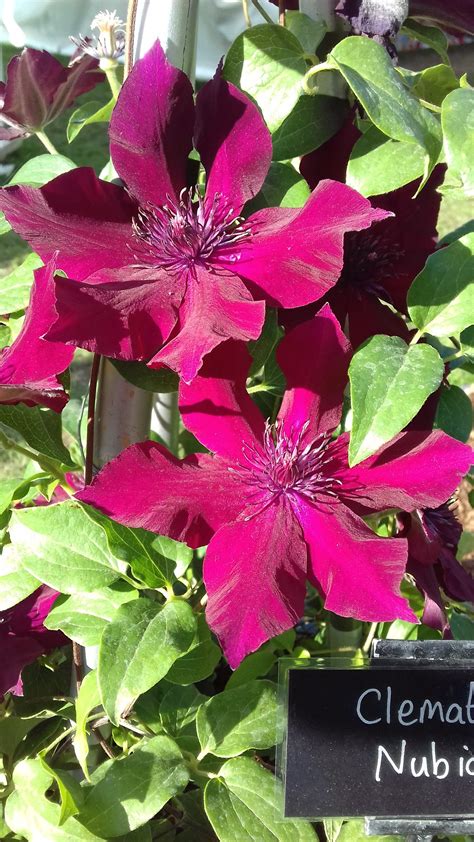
[94,0,199,466]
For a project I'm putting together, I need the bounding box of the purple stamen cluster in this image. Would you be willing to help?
[132,188,249,272]
[232,420,341,514]
[342,230,403,300]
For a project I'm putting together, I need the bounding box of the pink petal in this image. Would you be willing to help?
[0,169,136,280]
[110,39,194,207]
[293,497,416,622]
[195,70,272,214]
[338,431,473,513]
[0,259,74,412]
[277,304,350,440]
[204,498,307,668]
[47,267,182,361]
[149,264,265,383]
[179,340,265,461]
[78,443,240,550]
[224,180,389,308]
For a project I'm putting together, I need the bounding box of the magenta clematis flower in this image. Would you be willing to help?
[292,114,443,347]
[0,260,74,412]
[0,41,386,383]
[0,48,103,141]
[399,503,474,637]
[0,586,65,697]
[78,307,471,667]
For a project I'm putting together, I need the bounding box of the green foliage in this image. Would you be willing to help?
[272,94,348,160]
[407,233,474,337]
[0,253,43,314]
[435,384,473,442]
[442,88,474,196]
[110,359,179,393]
[224,24,307,132]
[346,126,426,196]
[0,404,76,468]
[349,336,444,466]
[196,680,278,758]
[44,583,139,646]
[67,98,114,143]
[328,37,442,181]
[401,19,449,64]
[246,161,310,214]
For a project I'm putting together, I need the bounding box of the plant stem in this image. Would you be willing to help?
[362,622,379,654]
[72,642,85,694]
[409,329,423,346]
[242,0,251,27]
[35,130,59,155]
[85,354,101,485]
[0,430,66,482]
[302,61,333,95]
[251,0,274,24]
[278,0,286,25]
[125,0,139,79]
[104,65,122,100]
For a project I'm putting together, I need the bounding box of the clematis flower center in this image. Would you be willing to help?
[232,420,341,516]
[340,229,402,300]
[131,189,249,272]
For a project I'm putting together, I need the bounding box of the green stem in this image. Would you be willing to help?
[362,622,379,654]
[409,329,423,346]
[419,98,442,113]
[250,0,274,24]
[302,61,334,95]
[104,65,122,100]
[35,130,59,155]
[0,430,66,482]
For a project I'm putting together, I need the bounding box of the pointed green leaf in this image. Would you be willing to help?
[223,24,307,132]
[328,36,442,180]
[0,404,75,467]
[44,582,138,645]
[8,154,76,187]
[442,88,474,197]
[10,501,122,593]
[166,615,221,686]
[401,19,449,64]
[246,162,310,214]
[98,598,196,724]
[204,757,317,841]
[38,759,84,825]
[110,359,179,393]
[435,384,473,442]
[67,98,114,143]
[407,233,474,337]
[349,336,444,466]
[73,670,101,781]
[0,544,40,610]
[272,94,348,160]
[286,11,326,54]
[0,253,43,315]
[196,680,278,758]
[347,126,426,196]
[78,736,189,837]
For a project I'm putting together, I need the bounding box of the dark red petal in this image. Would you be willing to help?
[406,557,449,636]
[294,497,416,622]
[47,267,182,361]
[179,340,265,461]
[110,39,194,207]
[0,259,74,412]
[345,292,411,349]
[195,70,272,214]
[78,443,240,549]
[150,264,265,383]
[204,498,307,669]
[226,181,389,308]
[277,304,351,440]
[300,110,360,189]
[410,0,474,34]
[0,169,136,280]
[338,430,473,513]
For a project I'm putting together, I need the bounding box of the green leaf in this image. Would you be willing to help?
[286,10,326,54]
[196,680,278,758]
[111,359,179,393]
[166,614,221,686]
[204,757,317,841]
[78,735,189,838]
[5,759,101,841]
[347,125,426,196]
[10,501,122,594]
[44,582,138,646]
[8,154,76,187]
[0,253,43,315]
[401,19,449,64]
[226,649,275,690]
[73,671,101,781]
[0,322,11,349]
[223,24,307,132]
[249,308,283,376]
[349,336,444,466]
[39,758,84,825]
[272,94,348,160]
[328,36,442,180]
[442,88,474,196]
[407,233,474,337]
[86,507,191,588]
[159,684,206,739]
[0,404,75,467]
[323,819,344,842]
[411,64,459,108]
[0,214,11,235]
[98,598,197,724]
[460,326,474,362]
[337,820,399,842]
[435,384,473,442]
[67,98,114,143]
[451,611,474,641]
[0,544,40,610]
[246,162,310,214]
[0,476,32,515]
